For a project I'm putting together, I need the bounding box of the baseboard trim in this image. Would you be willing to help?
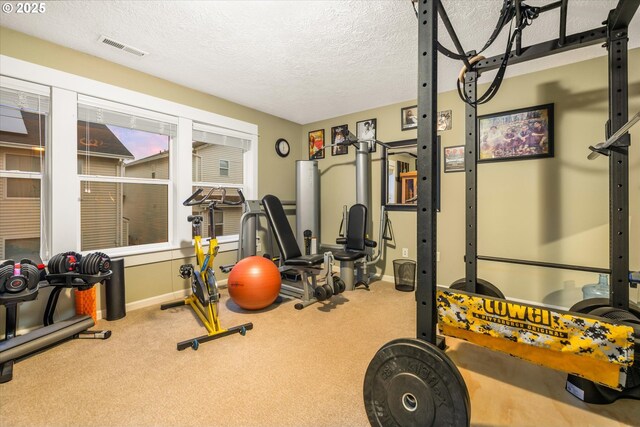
[96,279,228,320]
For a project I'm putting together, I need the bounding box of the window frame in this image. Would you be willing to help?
[191,121,253,244]
[0,76,49,260]
[76,97,176,253]
[1,56,258,261]
[4,153,42,200]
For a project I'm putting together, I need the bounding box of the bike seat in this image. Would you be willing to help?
[187,215,203,223]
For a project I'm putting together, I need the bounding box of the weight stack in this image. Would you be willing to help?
[105,258,126,321]
[296,160,320,253]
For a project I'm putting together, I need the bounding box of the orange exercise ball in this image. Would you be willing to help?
[227,256,281,310]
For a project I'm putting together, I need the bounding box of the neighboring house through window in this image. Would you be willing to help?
[77,97,175,251]
[191,123,249,239]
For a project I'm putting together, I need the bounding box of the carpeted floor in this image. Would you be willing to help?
[1,280,639,426]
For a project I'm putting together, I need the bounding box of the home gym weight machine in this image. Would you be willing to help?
[227,190,346,310]
[229,137,392,299]
[362,1,640,425]
[161,187,253,350]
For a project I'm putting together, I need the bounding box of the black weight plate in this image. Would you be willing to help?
[450,277,505,299]
[589,307,640,325]
[364,338,470,427]
[333,276,346,294]
[59,254,71,273]
[96,252,111,272]
[88,253,99,275]
[93,253,101,274]
[323,283,334,297]
[21,263,41,290]
[570,298,640,319]
[47,254,61,274]
[78,254,88,274]
[314,286,328,301]
[6,276,27,293]
[88,253,99,274]
[54,254,64,274]
[0,265,14,293]
[332,276,341,294]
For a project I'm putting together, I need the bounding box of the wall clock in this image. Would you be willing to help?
[275,138,290,158]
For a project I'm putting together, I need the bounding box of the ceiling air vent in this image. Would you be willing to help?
[98,35,148,57]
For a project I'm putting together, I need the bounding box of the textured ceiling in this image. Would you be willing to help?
[1,0,637,124]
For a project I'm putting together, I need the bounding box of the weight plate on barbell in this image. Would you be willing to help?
[363,338,470,427]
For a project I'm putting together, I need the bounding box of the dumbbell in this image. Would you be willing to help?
[332,276,346,294]
[314,285,329,301]
[47,251,82,274]
[0,259,40,294]
[78,252,111,275]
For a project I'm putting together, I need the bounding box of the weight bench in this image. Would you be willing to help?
[334,204,376,290]
[262,194,345,309]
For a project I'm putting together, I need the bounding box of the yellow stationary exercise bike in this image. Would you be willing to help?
[161,187,253,351]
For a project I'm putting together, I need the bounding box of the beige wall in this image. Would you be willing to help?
[302,49,640,308]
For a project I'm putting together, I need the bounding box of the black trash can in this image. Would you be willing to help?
[393,259,416,292]
[105,258,126,321]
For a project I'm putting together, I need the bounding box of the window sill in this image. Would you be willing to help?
[96,235,240,267]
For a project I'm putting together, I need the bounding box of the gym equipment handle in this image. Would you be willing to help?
[183,188,246,207]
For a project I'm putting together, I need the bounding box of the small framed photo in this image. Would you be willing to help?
[401,105,418,131]
[478,104,554,163]
[308,129,325,160]
[331,125,349,156]
[443,145,465,173]
[356,118,377,152]
[437,110,452,131]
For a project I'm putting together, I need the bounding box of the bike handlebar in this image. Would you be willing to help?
[183,187,246,207]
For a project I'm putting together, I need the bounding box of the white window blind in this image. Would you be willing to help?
[192,124,250,151]
[0,86,50,114]
[78,95,177,137]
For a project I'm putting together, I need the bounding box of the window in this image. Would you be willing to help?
[4,237,40,261]
[214,210,224,237]
[219,159,229,176]
[3,57,258,259]
[77,97,176,251]
[191,123,250,239]
[0,81,49,260]
[7,178,40,198]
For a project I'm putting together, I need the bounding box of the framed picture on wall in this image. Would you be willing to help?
[437,110,452,131]
[308,129,325,160]
[478,103,554,162]
[401,105,418,131]
[443,145,465,173]
[356,118,377,152]
[331,125,349,156]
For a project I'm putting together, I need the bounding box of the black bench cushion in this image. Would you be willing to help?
[262,194,323,268]
[333,249,366,261]
[284,254,325,267]
[345,204,367,251]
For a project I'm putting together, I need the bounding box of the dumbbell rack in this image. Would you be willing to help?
[43,271,112,330]
[0,271,113,383]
